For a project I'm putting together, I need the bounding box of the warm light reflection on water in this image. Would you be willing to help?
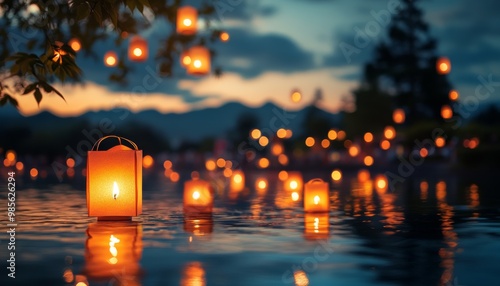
[4,170,500,286]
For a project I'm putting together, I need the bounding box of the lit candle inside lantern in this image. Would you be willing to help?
[304,179,329,212]
[83,222,143,283]
[113,182,119,200]
[230,170,245,192]
[128,35,148,62]
[176,6,198,35]
[304,213,329,240]
[284,171,303,192]
[184,179,213,214]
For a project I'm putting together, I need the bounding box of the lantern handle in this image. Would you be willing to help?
[92,135,139,151]
[307,178,325,184]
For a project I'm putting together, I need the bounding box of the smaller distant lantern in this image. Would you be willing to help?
[187,46,210,75]
[230,170,245,192]
[128,35,148,62]
[436,57,451,75]
[104,51,118,67]
[304,179,329,213]
[284,171,303,192]
[220,31,230,42]
[176,6,197,35]
[184,179,213,214]
[441,105,453,119]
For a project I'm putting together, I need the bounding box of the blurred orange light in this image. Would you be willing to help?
[259,136,269,147]
[223,168,232,178]
[291,89,302,103]
[6,150,16,162]
[331,169,342,181]
[163,160,173,169]
[384,126,396,140]
[277,128,287,139]
[205,159,216,171]
[250,129,261,139]
[256,178,268,191]
[305,137,315,147]
[469,137,479,149]
[449,90,459,101]
[271,143,283,155]
[225,160,232,169]
[285,129,293,139]
[278,154,289,165]
[216,158,226,168]
[328,129,337,140]
[142,155,154,169]
[291,192,300,201]
[337,130,346,140]
[258,158,270,168]
[321,139,330,148]
[348,145,359,157]
[363,132,373,143]
[357,169,370,182]
[435,137,446,148]
[437,57,451,74]
[176,6,197,35]
[278,170,288,181]
[343,139,352,148]
[364,156,374,166]
[220,32,230,42]
[69,38,81,52]
[393,108,405,124]
[419,148,428,158]
[170,172,180,182]
[380,140,391,150]
[30,168,38,178]
[15,161,24,171]
[66,158,75,168]
[104,51,118,67]
[441,105,453,119]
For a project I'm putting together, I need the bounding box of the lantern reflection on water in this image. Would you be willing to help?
[83,222,143,285]
[181,262,206,286]
[304,213,329,240]
[184,214,213,237]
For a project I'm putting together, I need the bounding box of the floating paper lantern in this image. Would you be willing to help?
[176,6,197,35]
[304,213,329,240]
[230,170,245,192]
[83,222,143,283]
[86,136,142,220]
[284,171,303,192]
[104,51,118,67]
[437,57,451,74]
[128,35,148,62]
[183,179,213,214]
[187,46,210,75]
[304,179,329,213]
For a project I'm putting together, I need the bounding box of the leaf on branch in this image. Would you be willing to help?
[23,82,38,95]
[34,88,42,106]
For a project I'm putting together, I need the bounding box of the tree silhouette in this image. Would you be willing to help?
[0,0,223,109]
[345,0,452,131]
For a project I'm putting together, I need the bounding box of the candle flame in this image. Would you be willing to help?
[314,195,320,205]
[192,190,200,200]
[290,180,298,190]
[113,181,119,200]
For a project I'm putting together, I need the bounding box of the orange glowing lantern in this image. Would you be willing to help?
[304,179,329,213]
[86,136,142,220]
[284,171,303,192]
[176,6,198,35]
[128,35,148,62]
[437,57,451,74]
[187,46,210,76]
[449,90,459,101]
[255,177,268,193]
[220,31,230,42]
[384,126,396,140]
[83,222,143,283]
[184,179,213,214]
[104,51,118,67]
[393,108,405,124]
[304,213,329,240]
[374,174,388,194]
[230,170,245,192]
